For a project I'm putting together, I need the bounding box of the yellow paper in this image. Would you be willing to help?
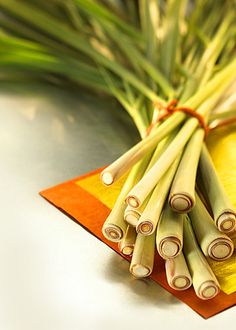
[207,255,236,295]
[76,172,127,209]
[207,126,236,208]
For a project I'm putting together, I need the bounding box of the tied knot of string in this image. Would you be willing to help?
[146,99,209,137]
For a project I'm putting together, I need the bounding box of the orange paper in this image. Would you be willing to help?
[40,167,236,319]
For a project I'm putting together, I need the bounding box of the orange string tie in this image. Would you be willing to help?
[146,99,210,137]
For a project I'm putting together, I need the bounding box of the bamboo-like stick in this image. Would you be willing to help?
[189,194,234,261]
[102,152,152,242]
[198,144,236,232]
[183,217,220,300]
[118,225,137,256]
[169,128,205,213]
[156,203,184,259]
[129,232,155,278]
[165,253,192,290]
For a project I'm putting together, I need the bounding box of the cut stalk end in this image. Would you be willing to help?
[102,224,123,242]
[208,238,234,260]
[121,246,134,256]
[169,193,194,213]
[216,212,236,232]
[198,281,220,300]
[101,171,114,185]
[130,264,151,278]
[126,195,140,208]
[160,238,181,259]
[136,221,153,235]
[173,276,191,290]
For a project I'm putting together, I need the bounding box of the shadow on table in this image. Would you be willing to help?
[102,253,179,308]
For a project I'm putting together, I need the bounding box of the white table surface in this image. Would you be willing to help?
[0,82,235,330]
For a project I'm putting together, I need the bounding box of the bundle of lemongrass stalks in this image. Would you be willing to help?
[0,0,236,300]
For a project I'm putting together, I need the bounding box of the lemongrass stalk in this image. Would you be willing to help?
[118,225,137,256]
[126,131,177,206]
[102,153,152,242]
[101,58,236,185]
[165,253,192,291]
[209,108,236,122]
[126,95,215,208]
[185,11,235,97]
[189,194,234,261]
[196,12,235,88]
[136,153,182,235]
[198,144,236,232]
[156,203,184,259]
[183,217,220,300]
[100,112,185,185]
[125,118,199,208]
[124,132,177,224]
[169,128,205,213]
[183,56,236,110]
[129,232,155,278]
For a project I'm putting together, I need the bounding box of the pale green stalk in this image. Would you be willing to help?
[124,133,177,224]
[198,144,236,232]
[165,253,192,290]
[126,132,177,208]
[102,152,152,242]
[190,194,234,261]
[169,128,205,213]
[118,225,136,256]
[180,10,234,101]
[130,232,155,278]
[156,203,184,259]
[135,154,182,235]
[183,217,220,300]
